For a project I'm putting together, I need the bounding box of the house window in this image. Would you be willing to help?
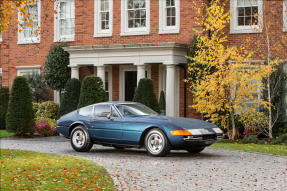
[16,66,41,78]
[284,0,287,32]
[230,0,263,34]
[121,0,150,36]
[54,0,75,42]
[94,0,113,37]
[18,0,41,44]
[0,68,2,87]
[159,0,180,34]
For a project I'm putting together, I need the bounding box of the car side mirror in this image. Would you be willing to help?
[107,113,111,119]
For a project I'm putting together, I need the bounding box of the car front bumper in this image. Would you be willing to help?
[168,133,223,148]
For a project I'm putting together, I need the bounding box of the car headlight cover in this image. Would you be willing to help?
[188,129,202,135]
[169,130,192,135]
[212,128,223,134]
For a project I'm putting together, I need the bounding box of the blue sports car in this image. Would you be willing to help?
[56,102,223,156]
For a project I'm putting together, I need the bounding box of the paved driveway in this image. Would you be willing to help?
[1,136,286,191]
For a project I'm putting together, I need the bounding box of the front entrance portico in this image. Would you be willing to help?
[64,43,188,117]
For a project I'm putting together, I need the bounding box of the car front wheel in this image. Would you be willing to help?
[145,129,170,157]
[186,147,205,154]
[71,126,93,152]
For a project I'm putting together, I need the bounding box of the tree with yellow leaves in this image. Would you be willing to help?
[0,0,53,33]
[187,0,279,140]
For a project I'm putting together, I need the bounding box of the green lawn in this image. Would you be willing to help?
[0,130,15,138]
[211,142,287,156]
[0,149,115,191]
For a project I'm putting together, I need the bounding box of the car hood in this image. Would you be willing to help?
[136,115,217,129]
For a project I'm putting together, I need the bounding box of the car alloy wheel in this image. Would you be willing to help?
[145,129,170,156]
[71,126,93,152]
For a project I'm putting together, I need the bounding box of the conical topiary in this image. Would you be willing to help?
[158,90,166,115]
[0,87,9,129]
[58,78,81,118]
[78,76,107,108]
[133,78,160,113]
[6,77,34,135]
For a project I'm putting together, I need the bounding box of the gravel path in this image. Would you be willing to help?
[1,136,287,191]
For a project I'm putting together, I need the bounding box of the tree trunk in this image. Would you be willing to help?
[266,27,273,139]
[231,111,236,140]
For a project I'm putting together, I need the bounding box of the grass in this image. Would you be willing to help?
[0,149,115,191]
[0,130,15,138]
[211,142,287,156]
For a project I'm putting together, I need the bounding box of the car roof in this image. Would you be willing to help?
[94,101,139,105]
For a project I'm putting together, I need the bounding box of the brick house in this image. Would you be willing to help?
[0,0,286,120]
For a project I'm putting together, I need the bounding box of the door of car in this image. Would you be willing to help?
[88,104,123,144]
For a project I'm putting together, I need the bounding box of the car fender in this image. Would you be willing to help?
[69,121,88,137]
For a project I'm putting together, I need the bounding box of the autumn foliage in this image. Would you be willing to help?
[187,0,279,139]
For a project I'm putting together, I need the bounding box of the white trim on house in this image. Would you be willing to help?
[94,0,113,37]
[0,33,2,42]
[119,64,151,101]
[18,0,41,44]
[159,0,180,34]
[120,0,150,36]
[105,65,113,101]
[284,0,287,32]
[16,65,41,76]
[230,0,263,34]
[54,0,75,42]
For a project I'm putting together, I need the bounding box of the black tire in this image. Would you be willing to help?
[145,128,170,157]
[186,147,205,154]
[70,126,93,152]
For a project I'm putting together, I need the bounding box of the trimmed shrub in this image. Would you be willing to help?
[36,101,59,119]
[78,76,107,108]
[58,78,81,118]
[6,77,34,135]
[158,90,166,115]
[242,135,259,144]
[44,44,71,92]
[35,121,57,137]
[0,87,9,129]
[133,78,160,113]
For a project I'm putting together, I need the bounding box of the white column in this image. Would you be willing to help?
[137,64,145,85]
[97,65,105,87]
[166,64,176,117]
[71,66,79,79]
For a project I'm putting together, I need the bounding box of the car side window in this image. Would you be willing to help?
[78,105,94,116]
[94,105,111,117]
[110,107,120,118]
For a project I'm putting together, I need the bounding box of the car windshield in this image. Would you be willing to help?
[115,103,158,117]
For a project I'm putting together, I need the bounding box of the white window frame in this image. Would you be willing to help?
[94,0,113,37]
[54,0,75,42]
[0,33,2,42]
[16,66,41,76]
[121,0,150,36]
[284,0,287,32]
[0,68,2,87]
[17,0,41,44]
[230,0,263,34]
[159,0,180,34]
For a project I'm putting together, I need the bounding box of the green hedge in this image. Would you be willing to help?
[0,87,9,129]
[133,78,160,113]
[158,90,166,114]
[6,77,34,135]
[58,78,81,118]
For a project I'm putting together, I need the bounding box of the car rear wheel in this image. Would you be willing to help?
[71,126,93,152]
[145,129,170,157]
[186,147,205,154]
